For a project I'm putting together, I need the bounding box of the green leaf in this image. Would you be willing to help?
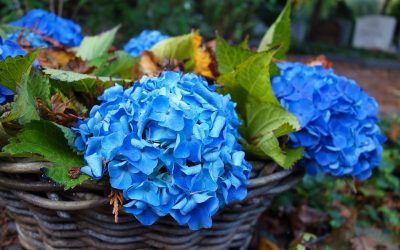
[258,0,291,59]
[151,33,193,61]
[92,50,138,78]
[2,120,89,189]
[217,51,280,115]
[0,49,40,92]
[54,123,77,149]
[238,35,250,49]
[76,25,120,61]
[241,102,303,168]
[215,36,254,75]
[0,25,21,38]
[43,68,131,94]
[269,62,281,76]
[0,69,51,124]
[17,70,51,124]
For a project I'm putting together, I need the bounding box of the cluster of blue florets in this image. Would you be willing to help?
[10,9,83,47]
[0,37,26,104]
[73,71,251,230]
[272,62,385,180]
[124,30,169,57]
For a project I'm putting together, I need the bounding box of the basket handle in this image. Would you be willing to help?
[12,191,109,211]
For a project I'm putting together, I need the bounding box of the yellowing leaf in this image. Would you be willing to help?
[151,33,193,61]
[192,33,213,78]
[76,26,120,61]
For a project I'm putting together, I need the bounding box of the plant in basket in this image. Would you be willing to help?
[0,1,384,249]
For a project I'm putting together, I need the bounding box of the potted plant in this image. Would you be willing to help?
[0,2,384,249]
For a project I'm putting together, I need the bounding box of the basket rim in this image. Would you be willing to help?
[0,159,304,211]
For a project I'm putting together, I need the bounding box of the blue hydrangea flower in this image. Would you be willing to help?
[10,9,83,47]
[73,71,251,230]
[124,30,169,57]
[0,37,26,104]
[8,31,50,48]
[272,62,385,181]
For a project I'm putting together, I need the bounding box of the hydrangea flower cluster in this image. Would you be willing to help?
[73,71,251,230]
[8,31,50,48]
[10,9,83,47]
[0,37,26,104]
[272,62,385,180]
[124,30,169,57]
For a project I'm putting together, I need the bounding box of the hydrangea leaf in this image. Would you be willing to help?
[0,49,40,92]
[215,36,254,75]
[217,50,280,116]
[0,70,51,124]
[91,50,139,78]
[0,122,12,147]
[2,120,89,189]
[151,33,193,61]
[43,68,132,94]
[54,123,77,149]
[257,0,291,59]
[241,102,303,168]
[76,25,120,61]
[16,70,51,124]
[0,25,20,39]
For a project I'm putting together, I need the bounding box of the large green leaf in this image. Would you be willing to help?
[241,103,303,168]
[258,0,291,59]
[76,26,120,61]
[0,69,51,124]
[0,50,40,92]
[43,68,132,94]
[151,33,193,61]
[92,50,139,78]
[2,120,89,189]
[0,25,20,38]
[215,36,254,75]
[217,50,280,115]
[16,70,51,124]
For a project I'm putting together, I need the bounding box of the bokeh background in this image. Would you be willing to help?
[1,0,400,47]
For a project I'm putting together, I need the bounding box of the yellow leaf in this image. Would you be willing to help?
[192,34,213,78]
[259,239,280,250]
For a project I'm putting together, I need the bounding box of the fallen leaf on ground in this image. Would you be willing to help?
[350,236,379,250]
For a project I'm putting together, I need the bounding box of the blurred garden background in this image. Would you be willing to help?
[1,0,400,249]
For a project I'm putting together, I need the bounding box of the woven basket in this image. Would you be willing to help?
[0,159,303,250]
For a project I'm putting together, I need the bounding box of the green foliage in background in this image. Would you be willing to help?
[0,0,283,45]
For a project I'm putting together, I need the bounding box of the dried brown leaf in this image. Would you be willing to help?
[68,167,81,179]
[37,96,83,127]
[306,55,333,69]
[136,51,160,77]
[350,236,379,250]
[108,189,124,223]
[258,238,280,250]
[388,122,399,141]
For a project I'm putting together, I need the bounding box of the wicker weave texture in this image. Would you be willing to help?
[0,160,302,250]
